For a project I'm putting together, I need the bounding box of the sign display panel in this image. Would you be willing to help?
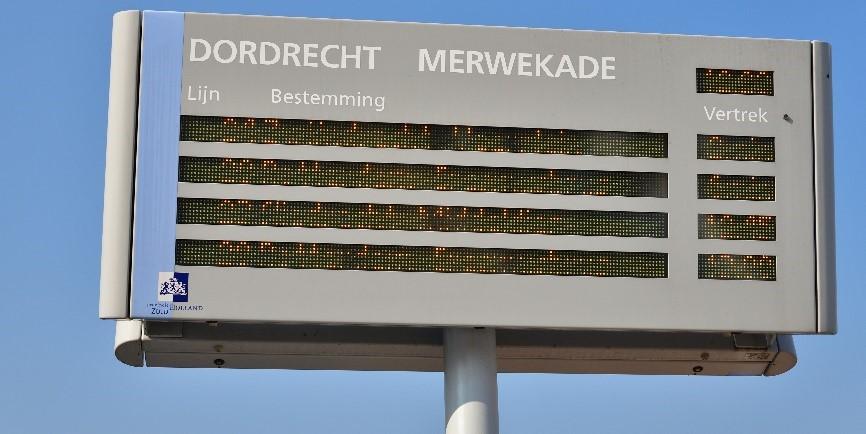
[100,11,835,334]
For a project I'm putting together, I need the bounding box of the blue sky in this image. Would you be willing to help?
[1,1,864,433]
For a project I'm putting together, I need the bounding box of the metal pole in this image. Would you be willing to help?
[444,327,499,434]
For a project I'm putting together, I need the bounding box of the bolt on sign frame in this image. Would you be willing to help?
[100,11,835,374]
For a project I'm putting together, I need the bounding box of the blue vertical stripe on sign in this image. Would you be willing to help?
[131,11,184,318]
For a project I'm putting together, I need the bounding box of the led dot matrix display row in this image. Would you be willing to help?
[698,254,776,280]
[176,239,668,278]
[698,214,776,241]
[697,135,775,162]
[697,174,774,201]
[177,198,669,238]
[179,116,668,158]
[695,68,774,95]
[179,157,669,198]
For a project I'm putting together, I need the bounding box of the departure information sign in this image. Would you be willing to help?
[100,11,836,334]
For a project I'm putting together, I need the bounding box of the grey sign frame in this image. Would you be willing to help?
[99,11,836,335]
